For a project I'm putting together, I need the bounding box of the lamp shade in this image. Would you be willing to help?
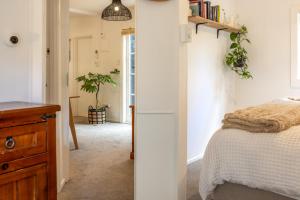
[101,0,132,21]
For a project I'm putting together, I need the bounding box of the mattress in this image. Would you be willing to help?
[199,126,300,200]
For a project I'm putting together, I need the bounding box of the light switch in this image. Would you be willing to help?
[180,24,192,43]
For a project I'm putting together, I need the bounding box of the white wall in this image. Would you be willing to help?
[187,0,237,162]
[135,0,188,199]
[69,9,135,122]
[235,0,300,107]
[187,0,300,163]
[0,0,46,103]
[47,0,71,191]
[0,0,69,192]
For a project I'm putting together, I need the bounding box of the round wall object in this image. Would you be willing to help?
[4,33,21,47]
[10,36,19,45]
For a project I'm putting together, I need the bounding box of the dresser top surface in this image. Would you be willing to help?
[0,102,60,118]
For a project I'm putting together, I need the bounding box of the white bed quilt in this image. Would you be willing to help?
[199,127,300,200]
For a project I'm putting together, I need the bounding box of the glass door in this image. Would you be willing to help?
[123,34,135,123]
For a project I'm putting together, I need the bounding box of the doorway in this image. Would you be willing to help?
[57,3,136,200]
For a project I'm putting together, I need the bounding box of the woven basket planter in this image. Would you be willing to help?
[88,106,108,124]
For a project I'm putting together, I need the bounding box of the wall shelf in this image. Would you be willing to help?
[188,16,240,38]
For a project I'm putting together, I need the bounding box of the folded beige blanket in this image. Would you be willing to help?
[222,103,300,133]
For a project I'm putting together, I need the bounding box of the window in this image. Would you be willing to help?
[291,7,300,88]
[122,33,135,122]
[129,34,136,105]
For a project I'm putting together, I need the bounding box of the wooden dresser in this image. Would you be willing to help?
[0,102,60,200]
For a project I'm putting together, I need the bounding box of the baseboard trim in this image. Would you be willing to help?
[58,177,68,192]
[187,154,203,165]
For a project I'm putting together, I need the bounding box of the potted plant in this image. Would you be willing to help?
[225,25,253,79]
[76,72,117,124]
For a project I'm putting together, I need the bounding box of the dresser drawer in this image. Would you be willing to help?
[0,163,47,200]
[0,123,47,162]
[0,154,47,175]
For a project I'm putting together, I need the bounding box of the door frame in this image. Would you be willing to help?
[46,0,70,192]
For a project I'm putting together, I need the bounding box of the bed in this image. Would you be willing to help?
[199,99,300,200]
[213,182,295,200]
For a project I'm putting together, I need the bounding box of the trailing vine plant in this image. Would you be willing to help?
[225,25,253,79]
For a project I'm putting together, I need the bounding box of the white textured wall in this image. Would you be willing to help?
[0,0,45,103]
[187,0,237,162]
[69,9,135,122]
[235,0,300,108]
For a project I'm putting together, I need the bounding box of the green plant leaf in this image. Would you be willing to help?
[241,25,248,33]
[76,72,119,107]
[226,59,233,66]
[230,43,238,49]
[230,33,238,41]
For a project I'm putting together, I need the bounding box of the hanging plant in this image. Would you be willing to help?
[225,25,253,79]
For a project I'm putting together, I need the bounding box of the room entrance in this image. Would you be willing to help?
[58,1,136,200]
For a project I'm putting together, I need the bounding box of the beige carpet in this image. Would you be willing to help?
[57,119,201,200]
[58,122,134,200]
[187,161,202,200]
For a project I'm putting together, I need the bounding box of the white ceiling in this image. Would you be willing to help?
[70,0,135,14]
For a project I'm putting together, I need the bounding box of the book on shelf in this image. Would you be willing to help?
[211,6,219,22]
[204,1,211,20]
[200,0,204,18]
[203,2,207,18]
[198,1,202,16]
[190,1,199,16]
[189,0,221,23]
[217,5,221,22]
[210,6,216,21]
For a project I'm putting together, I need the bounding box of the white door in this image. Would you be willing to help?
[69,36,94,117]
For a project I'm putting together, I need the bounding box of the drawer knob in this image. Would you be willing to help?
[5,137,16,149]
[1,163,9,171]
[41,114,56,120]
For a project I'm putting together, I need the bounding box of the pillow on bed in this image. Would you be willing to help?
[272,98,300,104]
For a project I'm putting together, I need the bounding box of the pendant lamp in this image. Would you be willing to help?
[102,0,132,21]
